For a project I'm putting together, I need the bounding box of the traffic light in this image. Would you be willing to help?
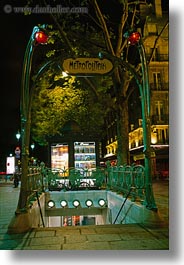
[127,31,141,45]
[34,31,48,45]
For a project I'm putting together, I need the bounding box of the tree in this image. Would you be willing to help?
[27,0,133,164]
[89,0,142,165]
[31,71,110,145]
[29,0,166,165]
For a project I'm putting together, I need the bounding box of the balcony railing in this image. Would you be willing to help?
[151,114,169,125]
[149,82,169,91]
[146,54,168,62]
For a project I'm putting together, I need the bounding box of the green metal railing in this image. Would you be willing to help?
[25,166,44,207]
[40,164,145,202]
[106,165,145,202]
[23,164,146,206]
[41,166,106,191]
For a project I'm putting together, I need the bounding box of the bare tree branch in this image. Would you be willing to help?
[83,77,99,99]
[91,0,115,56]
[147,20,169,64]
[116,2,128,57]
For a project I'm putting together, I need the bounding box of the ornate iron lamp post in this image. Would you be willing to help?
[102,41,157,210]
[127,31,157,211]
[16,25,48,213]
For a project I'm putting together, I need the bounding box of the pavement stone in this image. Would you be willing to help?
[0,179,169,250]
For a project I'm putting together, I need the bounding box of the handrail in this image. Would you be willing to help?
[113,187,135,224]
[34,190,45,227]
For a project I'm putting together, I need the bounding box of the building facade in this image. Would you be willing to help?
[104,0,169,178]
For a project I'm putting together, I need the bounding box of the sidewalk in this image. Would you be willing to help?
[0,180,169,250]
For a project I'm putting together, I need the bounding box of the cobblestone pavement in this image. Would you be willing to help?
[0,180,169,250]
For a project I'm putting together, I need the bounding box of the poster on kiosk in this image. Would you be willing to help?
[51,144,69,173]
[6,156,15,174]
[74,142,96,172]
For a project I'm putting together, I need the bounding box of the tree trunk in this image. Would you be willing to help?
[17,115,31,211]
[116,97,130,166]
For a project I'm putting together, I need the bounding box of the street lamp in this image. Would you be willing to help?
[17,25,48,213]
[30,143,35,150]
[35,31,48,45]
[15,131,21,174]
[126,31,157,211]
[16,131,21,141]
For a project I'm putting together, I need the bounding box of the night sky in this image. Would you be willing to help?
[0,1,53,169]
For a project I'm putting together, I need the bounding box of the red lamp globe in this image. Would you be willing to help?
[127,32,141,45]
[35,31,48,44]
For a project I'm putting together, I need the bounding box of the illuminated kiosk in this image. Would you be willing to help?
[46,121,102,227]
[47,120,100,171]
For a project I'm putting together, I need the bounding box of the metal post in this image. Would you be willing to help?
[16,26,47,213]
[104,50,157,210]
[137,40,157,211]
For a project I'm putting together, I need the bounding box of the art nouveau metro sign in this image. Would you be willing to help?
[62,58,113,75]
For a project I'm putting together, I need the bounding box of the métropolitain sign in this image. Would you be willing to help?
[62,57,113,75]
